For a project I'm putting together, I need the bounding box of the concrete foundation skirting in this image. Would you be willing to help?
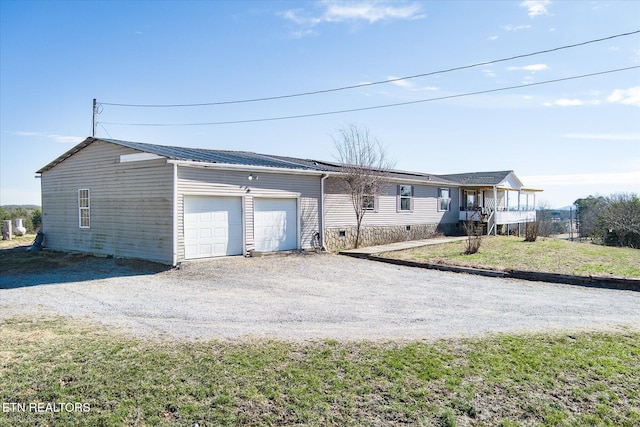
[324,223,457,252]
[363,255,640,292]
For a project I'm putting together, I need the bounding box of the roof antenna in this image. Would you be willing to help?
[92,98,98,137]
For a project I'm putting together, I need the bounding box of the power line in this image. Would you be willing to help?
[100,30,639,108]
[100,65,640,127]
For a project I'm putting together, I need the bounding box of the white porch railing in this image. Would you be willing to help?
[459,208,536,224]
[495,209,536,224]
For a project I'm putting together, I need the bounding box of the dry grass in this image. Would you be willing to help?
[0,234,35,250]
[1,316,638,426]
[382,236,640,278]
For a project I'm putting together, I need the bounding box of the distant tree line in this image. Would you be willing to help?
[535,204,571,238]
[574,193,640,248]
[0,205,42,234]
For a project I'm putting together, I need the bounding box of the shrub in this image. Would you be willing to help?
[463,220,482,255]
[524,220,539,242]
[31,208,42,231]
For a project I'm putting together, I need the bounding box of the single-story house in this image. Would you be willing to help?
[36,137,542,265]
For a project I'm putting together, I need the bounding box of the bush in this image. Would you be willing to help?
[463,220,482,255]
[575,193,640,248]
[524,220,539,242]
[31,208,42,231]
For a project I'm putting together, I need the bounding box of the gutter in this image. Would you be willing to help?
[320,173,329,250]
[166,159,325,176]
[172,162,178,266]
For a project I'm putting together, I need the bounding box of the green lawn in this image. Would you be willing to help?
[1,317,639,426]
[382,236,640,278]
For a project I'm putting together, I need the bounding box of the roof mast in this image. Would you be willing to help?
[92,98,97,137]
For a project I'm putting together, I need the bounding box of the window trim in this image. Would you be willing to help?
[78,189,90,229]
[438,187,451,212]
[397,184,414,212]
[362,194,378,212]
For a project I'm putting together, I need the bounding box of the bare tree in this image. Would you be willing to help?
[599,193,640,247]
[332,124,396,249]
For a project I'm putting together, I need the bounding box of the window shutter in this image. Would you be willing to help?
[396,184,401,212]
[374,195,379,213]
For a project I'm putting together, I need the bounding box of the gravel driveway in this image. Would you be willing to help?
[1,252,639,340]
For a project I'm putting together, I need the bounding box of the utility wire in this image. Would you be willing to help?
[100,65,640,126]
[100,30,639,108]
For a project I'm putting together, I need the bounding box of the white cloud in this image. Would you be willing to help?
[8,131,84,143]
[482,69,496,78]
[607,87,640,107]
[562,133,640,141]
[324,1,424,23]
[488,35,499,41]
[507,64,548,71]
[387,76,437,91]
[520,0,551,18]
[46,134,85,143]
[543,99,583,107]
[522,172,640,187]
[501,24,531,32]
[280,1,425,34]
[10,131,41,137]
[388,76,414,89]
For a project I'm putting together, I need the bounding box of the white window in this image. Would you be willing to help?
[439,188,451,212]
[78,189,90,228]
[397,185,413,212]
[362,195,376,211]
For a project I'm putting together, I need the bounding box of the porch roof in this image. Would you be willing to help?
[439,170,543,192]
[438,170,513,186]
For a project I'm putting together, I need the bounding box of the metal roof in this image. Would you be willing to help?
[101,138,324,171]
[437,171,515,186]
[37,137,327,173]
[36,137,458,185]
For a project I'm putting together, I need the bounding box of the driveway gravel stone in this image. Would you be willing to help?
[1,252,638,340]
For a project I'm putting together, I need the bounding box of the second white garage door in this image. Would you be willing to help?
[253,198,297,252]
[184,196,243,259]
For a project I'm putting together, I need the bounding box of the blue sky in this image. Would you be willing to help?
[1,0,639,208]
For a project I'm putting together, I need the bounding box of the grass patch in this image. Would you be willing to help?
[382,236,640,278]
[1,317,639,426]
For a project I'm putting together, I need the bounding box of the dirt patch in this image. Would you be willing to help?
[0,246,168,277]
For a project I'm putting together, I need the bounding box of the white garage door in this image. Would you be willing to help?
[184,196,243,259]
[254,198,297,252]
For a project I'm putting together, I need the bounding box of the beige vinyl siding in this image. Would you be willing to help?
[244,195,254,246]
[323,177,459,228]
[41,140,174,264]
[176,166,320,261]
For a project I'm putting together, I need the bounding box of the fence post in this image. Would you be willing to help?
[2,220,12,240]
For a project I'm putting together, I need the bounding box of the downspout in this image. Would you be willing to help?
[172,162,178,266]
[493,185,498,235]
[320,173,329,250]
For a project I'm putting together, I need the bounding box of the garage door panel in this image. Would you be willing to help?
[184,196,243,259]
[254,198,297,252]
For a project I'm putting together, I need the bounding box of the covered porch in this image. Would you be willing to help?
[458,186,541,235]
